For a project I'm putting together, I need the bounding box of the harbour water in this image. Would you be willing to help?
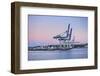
[28,47,88,60]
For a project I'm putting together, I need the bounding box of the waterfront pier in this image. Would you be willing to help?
[28,24,88,51]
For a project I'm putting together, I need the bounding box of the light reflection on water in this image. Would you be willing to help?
[28,48,88,60]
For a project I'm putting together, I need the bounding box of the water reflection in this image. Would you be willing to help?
[28,47,88,60]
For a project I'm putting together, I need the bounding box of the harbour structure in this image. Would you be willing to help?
[28,24,87,51]
[53,24,73,49]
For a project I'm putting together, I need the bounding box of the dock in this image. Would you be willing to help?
[28,24,88,51]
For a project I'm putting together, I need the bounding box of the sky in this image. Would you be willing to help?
[28,15,88,47]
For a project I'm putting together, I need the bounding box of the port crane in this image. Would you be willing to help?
[53,24,73,46]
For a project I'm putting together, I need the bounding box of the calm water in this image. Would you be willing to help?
[28,48,88,60]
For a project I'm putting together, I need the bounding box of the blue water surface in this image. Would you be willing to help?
[28,47,88,60]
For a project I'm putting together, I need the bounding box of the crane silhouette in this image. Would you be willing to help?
[53,24,73,45]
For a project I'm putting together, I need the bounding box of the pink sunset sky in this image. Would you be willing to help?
[28,15,88,47]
